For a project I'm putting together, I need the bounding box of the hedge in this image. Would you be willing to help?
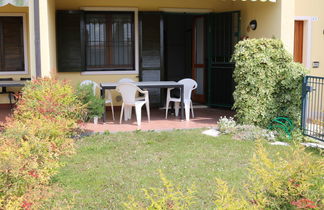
[232,38,308,128]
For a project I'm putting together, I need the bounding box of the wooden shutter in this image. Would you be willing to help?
[56,11,85,72]
[0,17,24,72]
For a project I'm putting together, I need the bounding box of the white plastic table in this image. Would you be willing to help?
[100,81,184,122]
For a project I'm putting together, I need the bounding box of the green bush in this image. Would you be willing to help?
[0,78,84,209]
[215,142,323,209]
[126,143,323,209]
[124,170,196,210]
[76,84,105,120]
[232,39,308,128]
[14,78,85,125]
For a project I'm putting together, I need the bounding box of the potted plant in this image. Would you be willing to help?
[76,84,105,124]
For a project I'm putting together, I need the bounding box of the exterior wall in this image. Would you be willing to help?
[0,5,31,103]
[231,0,294,53]
[295,0,324,77]
[53,0,287,105]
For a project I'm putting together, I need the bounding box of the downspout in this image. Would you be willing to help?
[34,0,41,77]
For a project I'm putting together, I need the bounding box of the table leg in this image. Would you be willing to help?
[101,88,107,122]
[180,85,184,121]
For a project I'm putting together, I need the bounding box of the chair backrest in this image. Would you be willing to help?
[80,80,101,95]
[118,78,134,83]
[116,83,140,105]
[178,78,198,100]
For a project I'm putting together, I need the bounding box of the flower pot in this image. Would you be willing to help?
[93,116,99,124]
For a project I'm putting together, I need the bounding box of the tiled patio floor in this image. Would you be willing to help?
[81,107,234,133]
[0,107,234,133]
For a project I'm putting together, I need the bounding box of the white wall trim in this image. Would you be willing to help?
[295,16,318,69]
[79,7,139,75]
[0,13,28,75]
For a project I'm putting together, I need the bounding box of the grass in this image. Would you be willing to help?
[46,129,296,209]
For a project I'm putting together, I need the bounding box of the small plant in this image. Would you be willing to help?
[76,84,105,121]
[217,116,236,134]
[124,170,196,210]
[217,117,276,141]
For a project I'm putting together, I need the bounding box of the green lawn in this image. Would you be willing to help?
[46,129,292,209]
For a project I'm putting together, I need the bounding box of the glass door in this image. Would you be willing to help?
[192,16,206,103]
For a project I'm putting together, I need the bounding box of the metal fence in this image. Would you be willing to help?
[302,76,324,141]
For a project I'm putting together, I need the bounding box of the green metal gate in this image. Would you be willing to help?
[207,11,240,108]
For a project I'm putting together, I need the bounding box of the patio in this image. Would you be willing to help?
[0,106,234,133]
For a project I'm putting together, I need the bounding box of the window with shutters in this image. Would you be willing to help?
[0,15,26,74]
[56,10,136,73]
[85,12,135,71]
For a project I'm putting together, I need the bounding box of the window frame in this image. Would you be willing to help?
[0,13,28,75]
[80,7,139,75]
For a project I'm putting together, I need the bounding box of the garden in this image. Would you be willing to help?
[0,39,323,209]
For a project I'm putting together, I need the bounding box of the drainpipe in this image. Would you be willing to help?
[34,0,41,77]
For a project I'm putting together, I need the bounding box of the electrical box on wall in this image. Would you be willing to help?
[312,61,320,68]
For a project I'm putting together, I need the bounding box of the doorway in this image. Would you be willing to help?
[163,13,206,104]
[139,11,240,107]
[294,20,304,64]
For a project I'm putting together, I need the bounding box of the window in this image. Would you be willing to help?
[0,16,25,72]
[85,12,135,71]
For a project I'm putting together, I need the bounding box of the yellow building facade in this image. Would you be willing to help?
[0,0,321,105]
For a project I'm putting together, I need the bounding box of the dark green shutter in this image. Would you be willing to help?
[56,11,85,72]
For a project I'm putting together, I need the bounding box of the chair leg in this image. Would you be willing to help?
[124,106,129,121]
[120,103,124,124]
[185,102,190,121]
[165,100,170,119]
[8,93,13,109]
[111,103,115,121]
[174,102,180,117]
[190,101,194,118]
[146,101,150,122]
[135,105,142,126]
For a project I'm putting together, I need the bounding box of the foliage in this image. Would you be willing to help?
[124,170,196,210]
[215,142,323,209]
[0,78,84,209]
[214,178,255,210]
[217,116,276,141]
[76,84,105,120]
[245,142,323,209]
[217,116,236,134]
[14,78,85,126]
[232,38,308,128]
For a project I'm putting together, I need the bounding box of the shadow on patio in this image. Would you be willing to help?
[0,106,234,133]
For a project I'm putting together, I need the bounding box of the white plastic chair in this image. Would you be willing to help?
[118,78,135,83]
[118,78,145,101]
[80,80,115,121]
[165,78,197,121]
[116,83,150,126]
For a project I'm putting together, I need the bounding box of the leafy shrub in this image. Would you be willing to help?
[124,170,196,209]
[0,78,84,209]
[126,144,323,209]
[217,117,276,141]
[14,78,85,125]
[214,143,323,209]
[232,39,308,128]
[76,84,105,120]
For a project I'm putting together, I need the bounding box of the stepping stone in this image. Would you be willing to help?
[301,143,324,149]
[202,129,220,137]
[270,141,289,146]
